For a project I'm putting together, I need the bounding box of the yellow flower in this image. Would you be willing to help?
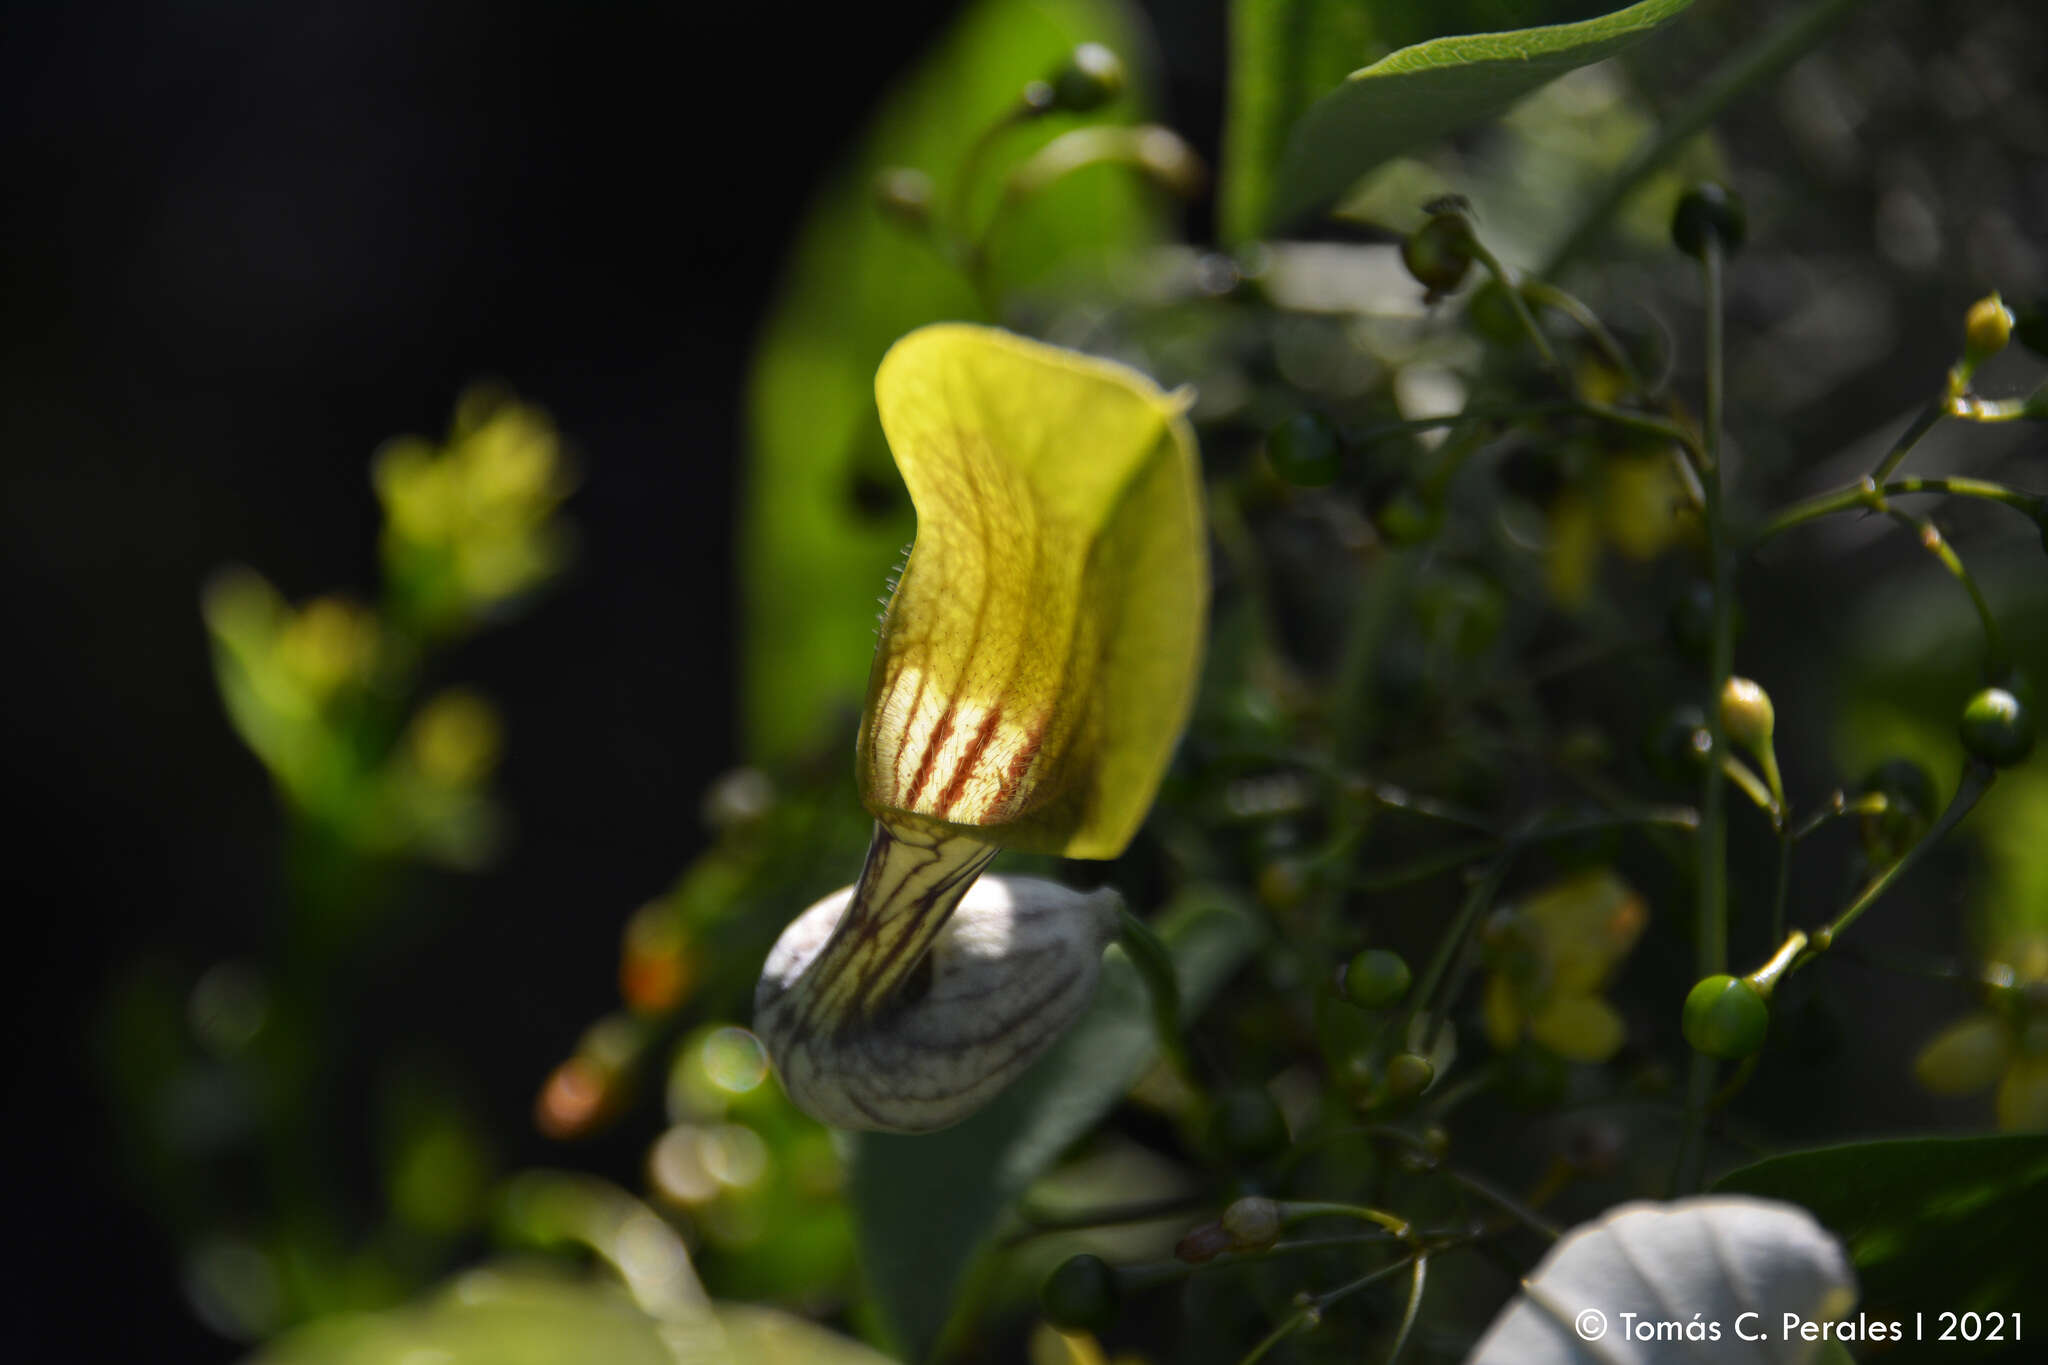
[759,324,1208,1131]
[1482,869,1646,1063]
[857,324,1207,858]
[1913,937,2048,1130]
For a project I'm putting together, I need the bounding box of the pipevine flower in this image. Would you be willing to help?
[756,324,1206,1132]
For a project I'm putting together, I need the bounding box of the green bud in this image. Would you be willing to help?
[1682,974,1769,1060]
[1374,487,1440,545]
[1264,411,1342,487]
[1049,43,1124,112]
[1041,1253,1119,1333]
[1718,676,1775,752]
[1962,293,2014,368]
[1401,211,1476,300]
[1209,1087,1289,1161]
[1671,182,1746,259]
[1384,1052,1436,1100]
[1221,1196,1282,1249]
[1342,948,1412,1009]
[1959,687,2035,767]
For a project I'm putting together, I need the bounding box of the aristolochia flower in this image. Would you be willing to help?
[756,324,1206,1133]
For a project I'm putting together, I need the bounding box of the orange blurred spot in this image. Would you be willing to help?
[620,905,695,1015]
[536,1056,615,1140]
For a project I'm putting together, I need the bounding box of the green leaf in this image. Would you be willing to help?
[249,1266,895,1365]
[848,888,1262,1360]
[742,0,1167,763]
[1263,0,1695,232]
[1715,1134,2048,1356]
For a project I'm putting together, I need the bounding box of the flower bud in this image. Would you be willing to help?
[1671,182,1746,259]
[1401,210,1476,301]
[1384,1052,1435,1100]
[1682,975,1768,1060]
[1221,1195,1283,1249]
[1962,293,2014,369]
[1718,676,1775,753]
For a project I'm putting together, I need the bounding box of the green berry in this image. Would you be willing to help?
[1209,1087,1289,1161]
[1041,1253,1119,1333]
[1342,949,1411,1009]
[1959,687,2035,767]
[1264,411,1342,487]
[1401,212,1476,299]
[1049,43,1124,112]
[1682,975,1769,1060]
[1384,1052,1435,1100]
[1671,183,1746,259]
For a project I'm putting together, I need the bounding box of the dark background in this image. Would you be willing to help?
[1,1,1227,1356]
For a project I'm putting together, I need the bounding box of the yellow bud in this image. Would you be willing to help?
[1912,1013,2009,1095]
[276,596,379,700]
[1963,293,2014,367]
[1719,675,1775,751]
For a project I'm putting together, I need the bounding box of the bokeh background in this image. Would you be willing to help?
[7,0,2044,1359]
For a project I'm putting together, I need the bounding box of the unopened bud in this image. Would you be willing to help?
[1962,293,2014,368]
[1719,676,1775,752]
[1221,1196,1282,1249]
[873,168,934,230]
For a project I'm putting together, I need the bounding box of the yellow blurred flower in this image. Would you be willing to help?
[1913,935,2048,1130]
[1482,869,1647,1063]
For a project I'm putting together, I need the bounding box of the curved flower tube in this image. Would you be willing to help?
[755,324,1206,1132]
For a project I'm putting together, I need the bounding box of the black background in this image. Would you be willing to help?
[1,2,1222,1356]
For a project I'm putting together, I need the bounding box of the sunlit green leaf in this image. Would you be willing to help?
[860,325,1206,858]
[1263,0,1696,232]
[849,889,1262,1360]
[742,0,1168,763]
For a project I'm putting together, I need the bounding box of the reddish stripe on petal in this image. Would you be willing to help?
[905,697,960,810]
[936,703,1003,819]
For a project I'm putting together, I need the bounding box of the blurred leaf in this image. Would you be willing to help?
[1264,0,1695,232]
[1715,1135,2048,1356]
[742,0,1167,763]
[249,1265,893,1365]
[1218,0,1374,242]
[1469,1196,1856,1363]
[849,888,1262,1360]
[860,325,1206,857]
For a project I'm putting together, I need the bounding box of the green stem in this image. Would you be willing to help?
[1883,508,2008,679]
[1870,396,1947,482]
[1385,1255,1429,1364]
[1118,906,1201,1092]
[1541,0,1870,277]
[1754,474,2041,544]
[1812,762,1996,946]
[1402,856,1515,1051]
[1470,240,1562,374]
[1697,234,1733,980]
[1521,279,1653,394]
